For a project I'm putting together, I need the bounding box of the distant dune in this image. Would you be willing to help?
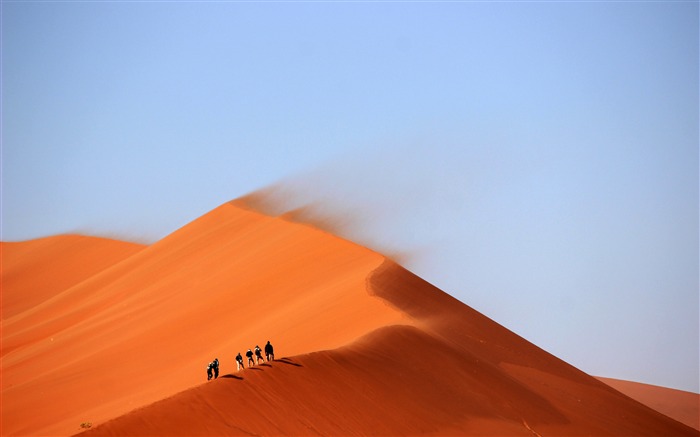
[2,200,698,436]
[1,235,145,319]
[597,377,699,431]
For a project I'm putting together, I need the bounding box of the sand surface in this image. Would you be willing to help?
[2,200,698,436]
[1,236,145,319]
[597,377,700,431]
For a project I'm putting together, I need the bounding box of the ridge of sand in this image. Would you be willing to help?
[597,377,700,431]
[79,262,698,436]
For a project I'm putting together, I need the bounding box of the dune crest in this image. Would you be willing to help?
[2,200,698,436]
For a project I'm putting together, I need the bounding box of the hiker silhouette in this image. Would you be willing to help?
[235,352,244,371]
[265,341,275,361]
[212,358,220,379]
[246,349,255,366]
[254,345,265,364]
[206,362,214,380]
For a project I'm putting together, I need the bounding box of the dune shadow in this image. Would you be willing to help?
[278,357,303,367]
[221,374,243,380]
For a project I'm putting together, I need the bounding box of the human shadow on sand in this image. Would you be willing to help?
[278,357,302,367]
[221,374,243,380]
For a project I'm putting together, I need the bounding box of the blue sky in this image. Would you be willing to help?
[2,2,698,393]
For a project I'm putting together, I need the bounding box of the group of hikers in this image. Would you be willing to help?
[206,341,275,380]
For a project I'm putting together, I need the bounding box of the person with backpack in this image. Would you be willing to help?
[254,345,264,364]
[235,352,244,371]
[212,358,220,379]
[206,362,214,380]
[264,341,274,361]
[246,349,255,366]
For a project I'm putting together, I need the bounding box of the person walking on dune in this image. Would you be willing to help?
[206,362,214,381]
[212,358,220,379]
[254,345,265,364]
[235,352,244,371]
[265,341,274,361]
[246,348,255,366]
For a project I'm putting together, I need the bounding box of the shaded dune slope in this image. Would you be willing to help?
[81,259,698,436]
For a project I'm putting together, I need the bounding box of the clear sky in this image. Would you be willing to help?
[2,1,698,393]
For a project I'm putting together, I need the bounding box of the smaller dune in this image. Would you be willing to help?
[1,236,145,319]
[79,323,699,436]
[598,377,700,431]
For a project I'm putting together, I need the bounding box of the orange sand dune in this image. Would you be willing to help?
[598,377,700,431]
[81,259,699,437]
[2,200,698,436]
[1,235,145,319]
[2,201,408,436]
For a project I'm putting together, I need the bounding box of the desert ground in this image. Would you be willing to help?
[597,377,699,432]
[2,199,698,436]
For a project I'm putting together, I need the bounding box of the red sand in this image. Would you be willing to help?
[597,377,700,431]
[2,200,698,436]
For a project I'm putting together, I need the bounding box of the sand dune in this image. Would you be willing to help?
[81,258,698,437]
[2,201,408,436]
[598,377,700,431]
[1,235,145,319]
[80,323,698,437]
[2,200,698,436]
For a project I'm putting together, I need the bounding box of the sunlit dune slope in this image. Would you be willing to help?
[1,236,145,319]
[80,259,698,437]
[1,201,409,436]
[598,377,700,431]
